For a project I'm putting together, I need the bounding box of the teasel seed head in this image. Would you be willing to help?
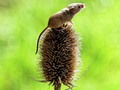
[38,22,81,90]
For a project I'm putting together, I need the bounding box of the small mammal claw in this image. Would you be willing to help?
[63,23,68,28]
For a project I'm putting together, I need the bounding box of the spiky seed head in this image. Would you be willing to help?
[38,22,80,89]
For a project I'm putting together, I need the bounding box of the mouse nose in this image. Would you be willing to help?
[78,4,85,8]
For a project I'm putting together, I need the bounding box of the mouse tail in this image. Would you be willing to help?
[35,27,48,54]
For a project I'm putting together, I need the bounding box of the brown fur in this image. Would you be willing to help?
[35,3,85,54]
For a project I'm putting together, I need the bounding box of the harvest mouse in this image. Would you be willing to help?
[35,3,85,54]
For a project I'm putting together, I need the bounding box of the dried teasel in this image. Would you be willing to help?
[37,22,81,90]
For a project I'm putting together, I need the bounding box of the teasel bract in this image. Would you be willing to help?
[37,22,81,90]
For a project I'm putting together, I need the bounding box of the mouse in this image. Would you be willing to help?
[35,3,85,54]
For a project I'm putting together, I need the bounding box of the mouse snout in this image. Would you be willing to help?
[78,4,85,9]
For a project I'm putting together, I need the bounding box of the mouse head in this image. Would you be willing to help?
[67,3,85,14]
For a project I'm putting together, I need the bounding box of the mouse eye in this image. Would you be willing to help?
[78,5,81,8]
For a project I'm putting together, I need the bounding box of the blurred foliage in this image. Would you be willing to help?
[0,0,120,90]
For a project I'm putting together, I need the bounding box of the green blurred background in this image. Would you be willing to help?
[0,0,120,90]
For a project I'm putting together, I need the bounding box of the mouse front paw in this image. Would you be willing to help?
[62,23,68,28]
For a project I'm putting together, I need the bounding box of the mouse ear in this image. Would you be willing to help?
[69,7,75,13]
[65,9,70,14]
[68,6,74,9]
